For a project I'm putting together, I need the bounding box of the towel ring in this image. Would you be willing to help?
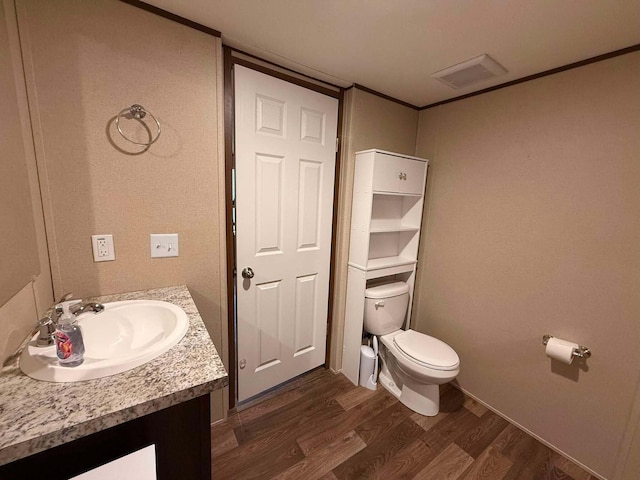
[115,104,161,146]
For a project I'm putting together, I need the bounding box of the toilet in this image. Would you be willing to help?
[364,281,460,416]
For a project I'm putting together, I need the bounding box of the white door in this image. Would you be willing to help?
[234,65,339,402]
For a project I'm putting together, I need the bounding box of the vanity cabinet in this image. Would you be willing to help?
[0,286,227,480]
[0,394,211,480]
[343,149,428,385]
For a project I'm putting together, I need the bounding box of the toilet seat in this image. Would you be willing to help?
[393,330,459,371]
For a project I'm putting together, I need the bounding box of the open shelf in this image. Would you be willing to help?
[366,256,417,270]
[369,226,420,233]
[369,193,422,233]
[367,229,419,265]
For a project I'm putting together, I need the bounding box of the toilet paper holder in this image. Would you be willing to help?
[542,335,591,359]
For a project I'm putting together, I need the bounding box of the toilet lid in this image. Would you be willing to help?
[393,330,459,371]
[365,281,409,299]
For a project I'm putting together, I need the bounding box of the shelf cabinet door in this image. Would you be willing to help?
[372,152,426,195]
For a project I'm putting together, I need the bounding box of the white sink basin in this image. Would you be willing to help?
[19,300,189,382]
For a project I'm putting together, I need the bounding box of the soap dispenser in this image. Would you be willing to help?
[55,300,85,367]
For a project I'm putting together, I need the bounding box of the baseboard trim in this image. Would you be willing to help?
[451,383,605,480]
[210,417,226,427]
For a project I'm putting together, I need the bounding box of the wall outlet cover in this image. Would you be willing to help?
[91,234,115,262]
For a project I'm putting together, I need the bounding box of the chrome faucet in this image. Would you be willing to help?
[35,293,104,347]
[36,313,58,347]
[35,292,70,347]
[70,302,105,316]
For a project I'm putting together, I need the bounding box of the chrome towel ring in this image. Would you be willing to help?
[115,104,161,146]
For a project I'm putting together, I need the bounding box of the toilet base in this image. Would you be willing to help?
[379,371,440,416]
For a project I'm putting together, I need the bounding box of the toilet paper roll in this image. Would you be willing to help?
[545,337,578,364]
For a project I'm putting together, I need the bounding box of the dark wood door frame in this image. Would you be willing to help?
[224,47,344,409]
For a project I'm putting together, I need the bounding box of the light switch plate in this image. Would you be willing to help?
[91,234,115,262]
[150,234,179,258]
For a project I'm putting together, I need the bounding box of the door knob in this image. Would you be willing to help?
[241,267,255,279]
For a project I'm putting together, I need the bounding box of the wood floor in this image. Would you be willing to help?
[211,368,596,480]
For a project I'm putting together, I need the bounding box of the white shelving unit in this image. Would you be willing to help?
[342,149,429,385]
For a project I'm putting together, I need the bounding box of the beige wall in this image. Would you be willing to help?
[413,52,640,478]
[0,0,53,365]
[330,87,419,370]
[15,0,227,420]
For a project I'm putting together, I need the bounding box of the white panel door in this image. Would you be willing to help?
[235,65,339,402]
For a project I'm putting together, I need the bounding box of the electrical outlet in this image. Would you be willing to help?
[97,238,108,257]
[150,233,179,258]
[91,234,115,262]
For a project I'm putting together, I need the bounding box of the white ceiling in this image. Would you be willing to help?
[143,0,640,107]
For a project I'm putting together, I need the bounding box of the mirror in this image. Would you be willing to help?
[0,3,40,307]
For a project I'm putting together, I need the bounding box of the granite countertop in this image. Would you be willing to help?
[0,285,228,466]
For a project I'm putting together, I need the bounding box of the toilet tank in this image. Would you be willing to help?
[364,282,410,335]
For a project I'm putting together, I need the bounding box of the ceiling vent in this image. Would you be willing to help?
[431,54,508,90]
